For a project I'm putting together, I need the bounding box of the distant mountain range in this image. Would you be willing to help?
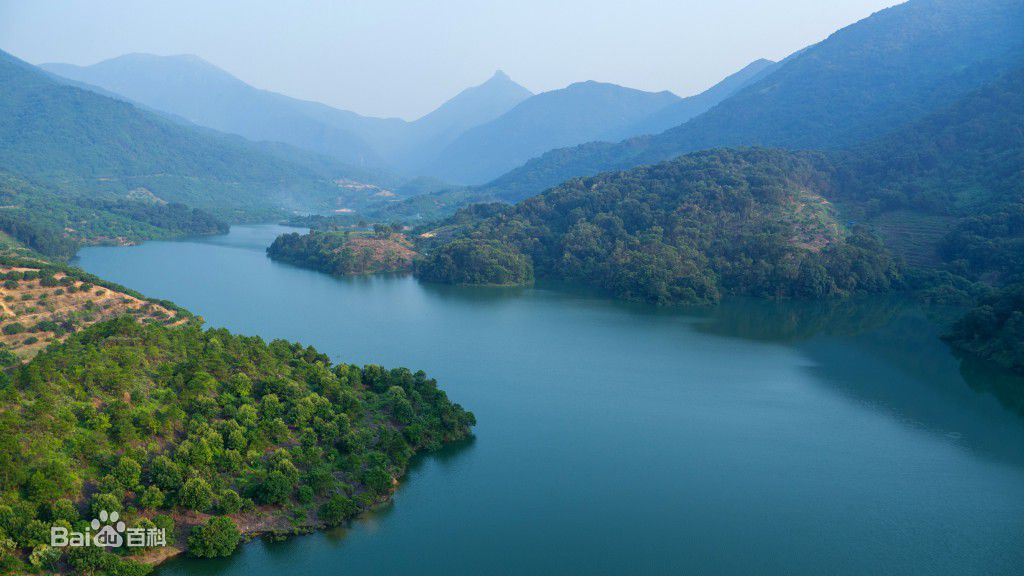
[40,57,535,176]
[478,0,1024,202]
[39,53,781,186]
[10,0,1024,225]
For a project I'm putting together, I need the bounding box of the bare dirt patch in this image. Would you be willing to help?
[0,266,183,360]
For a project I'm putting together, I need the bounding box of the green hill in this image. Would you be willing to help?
[418,148,901,304]
[418,63,1024,305]
[0,315,474,572]
[480,0,1024,202]
[0,50,358,221]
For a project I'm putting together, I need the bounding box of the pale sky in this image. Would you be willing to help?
[0,0,901,120]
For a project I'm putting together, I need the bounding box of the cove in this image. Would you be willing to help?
[74,224,1024,576]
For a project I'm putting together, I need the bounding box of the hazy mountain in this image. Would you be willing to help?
[480,0,1024,202]
[423,81,680,184]
[42,57,533,173]
[41,53,389,166]
[611,58,777,139]
[0,50,354,219]
[395,70,534,164]
[420,64,1024,305]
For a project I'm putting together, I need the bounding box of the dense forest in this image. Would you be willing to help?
[417,149,901,305]
[0,172,229,259]
[416,239,534,286]
[0,317,475,574]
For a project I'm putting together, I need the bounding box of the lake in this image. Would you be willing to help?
[75,224,1024,576]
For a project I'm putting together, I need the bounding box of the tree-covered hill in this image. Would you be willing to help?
[0,50,359,220]
[419,60,1024,306]
[479,0,1024,202]
[267,228,417,276]
[418,148,901,304]
[0,317,474,573]
[0,171,228,259]
[831,65,1024,286]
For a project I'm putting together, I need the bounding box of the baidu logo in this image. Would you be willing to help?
[51,510,165,549]
[91,510,126,548]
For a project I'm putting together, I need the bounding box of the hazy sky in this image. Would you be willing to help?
[0,0,900,120]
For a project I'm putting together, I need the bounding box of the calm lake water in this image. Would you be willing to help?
[75,224,1024,576]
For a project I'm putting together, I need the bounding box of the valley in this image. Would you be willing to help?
[0,0,1021,573]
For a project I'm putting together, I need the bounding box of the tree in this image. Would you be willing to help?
[149,455,182,491]
[113,457,142,490]
[179,478,214,512]
[218,489,242,514]
[187,516,240,558]
[363,466,393,495]
[49,498,79,523]
[89,493,121,518]
[139,486,165,510]
[318,494,357,526]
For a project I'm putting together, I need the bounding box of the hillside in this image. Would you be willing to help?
[833,65,1024,284]
[418,148,900,304]
[426,81,680,184]
[419,62,1024,307]
[609,58,777,140]
[0,265,183,360]
[480,0,1024,202]
[267,230,417,276]
[0,314,474,573]
[42,57,534,176]
[0,50,356,220]
[42,54,385,167]
[0,171,229,259]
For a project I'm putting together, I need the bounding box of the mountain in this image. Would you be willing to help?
[41,53,389,166]
[426,59,779,186]
[41,57,533,173]
[419,64,1024,306]
[833,65,1024,281]
[423,81,680,184]
[416,148,901,304]
[0,49,355,220]
[612,58,777,139]
[480,0,1024,202]
[393,70,534,168]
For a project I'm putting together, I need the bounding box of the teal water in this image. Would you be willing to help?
[75,224,1024,576]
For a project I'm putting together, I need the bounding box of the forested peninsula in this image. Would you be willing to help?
[0,286,474,574]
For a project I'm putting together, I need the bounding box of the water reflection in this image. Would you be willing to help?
[689,295,906,342]
[959,357,1024,417]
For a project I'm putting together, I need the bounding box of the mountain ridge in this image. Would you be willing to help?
[478,0,1024,202]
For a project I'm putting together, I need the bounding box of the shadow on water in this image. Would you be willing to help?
[663,294,1024,465]
[687,295,907,342]
[959,357,1024,418]
[416,279,534,303]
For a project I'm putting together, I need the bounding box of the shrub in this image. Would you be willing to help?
[187,516,240,558]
